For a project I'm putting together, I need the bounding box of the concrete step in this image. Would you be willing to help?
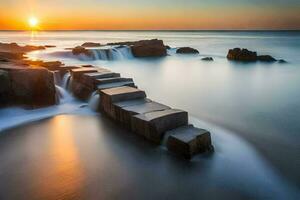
[95,77,133,85]
[166,125,212,159]
[115,100,170,127]
[131,109,188,144]
[97,81,135,91]
[100,86,146,119]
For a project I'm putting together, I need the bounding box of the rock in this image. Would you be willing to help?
[131,39,167,57]
[0,70,11,106]
[70,67,99,79]
[131,109,188,144]
[95,77,133,85]
[166,125,212,159]
[0,42,45,53]
[72,46,93,57]
[100,86,146,119]
[201,57,213,61]
[176,47,199,54]
[227,48,257,62]
[165,45,171,50]
[115,100,170,128]
[278,59,287,64]
[0,51,25,60]
[81,42,101,47]
[97,81,135,91]
[44,45,56,48]
[8,68,56,108]
[257,55,277,62]
[108,39,167,58]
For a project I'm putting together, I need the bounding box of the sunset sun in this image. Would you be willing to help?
[28,17,39,28]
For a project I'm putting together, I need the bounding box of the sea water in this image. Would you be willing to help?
[0,31,299,199]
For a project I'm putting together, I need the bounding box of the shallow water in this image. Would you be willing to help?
[0,115,299,200]
[1,31,300,198]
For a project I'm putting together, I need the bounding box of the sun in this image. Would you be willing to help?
[28,17,39,28]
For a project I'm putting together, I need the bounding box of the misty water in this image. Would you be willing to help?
[0,31,300,199]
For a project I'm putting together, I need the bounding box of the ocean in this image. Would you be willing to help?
[0,31,299,199]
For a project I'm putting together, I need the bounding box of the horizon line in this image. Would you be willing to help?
[0,29,299,32]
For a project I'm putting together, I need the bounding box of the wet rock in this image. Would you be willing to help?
[0,51,25,61]
[100,86,146,119]
[81,42,101,47]
[0,42,45,53]
[227,48,257,62]
[108,39,167,57]
[131,109,188,144]
[95,77,133,85]
[176,47,199,54]
[115,100,170,128]
[72,46,93,57]
[278,59,287,64]
[166,125,212,159]
[70,67,99,79]
[131,39,167,57]
[97,81,135,91]
[0,70,11,106]
[44,45,56,48]
[165,45,171,50]
[257,55,277,62]
[8,68,56,108]
[201,57,213,61]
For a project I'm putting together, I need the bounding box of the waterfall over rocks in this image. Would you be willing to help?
[90,46,133,60]
[88,91,100,111]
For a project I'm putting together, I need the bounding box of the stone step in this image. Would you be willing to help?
[70,67,99,79]
[95,77,133,85]
[84,72,120,79]
[115,100,170,128]
[97,81,135,91]
[100,86,146,119]
[166,125,212,159]
[131,109,188,144]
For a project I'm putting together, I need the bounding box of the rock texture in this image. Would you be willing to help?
[227,48,278,62]
[72,46,93,57]
[201,57,213,61]
[0,68,56,108]
[176,47,199,54]
[81,42,101,47]
[131,109,188,144]
[167,125,212,159]
[108,39,167,57]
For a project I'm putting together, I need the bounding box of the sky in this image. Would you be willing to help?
[0,0,299,30]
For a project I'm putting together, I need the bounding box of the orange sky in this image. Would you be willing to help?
[0,0,299,30]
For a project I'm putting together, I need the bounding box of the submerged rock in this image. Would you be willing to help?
[81,42,101,47]
[176,47,199,54]
[278,59,288,64]
[257,55,277,62]
[0,42,45,53]
[201,57,213,61]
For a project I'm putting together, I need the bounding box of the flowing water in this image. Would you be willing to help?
[0,31,299,199]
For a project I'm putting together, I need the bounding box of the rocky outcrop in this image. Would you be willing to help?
[81,42,101,47]
[227,48,257,61]
[72,46,93,57]
[131,39,167,57]
[0,68,56,108]
[176,47,199,54]
[0,42,45,53]
[201,57,213,61]
[108,39,167,57]
[227,48,279,62]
